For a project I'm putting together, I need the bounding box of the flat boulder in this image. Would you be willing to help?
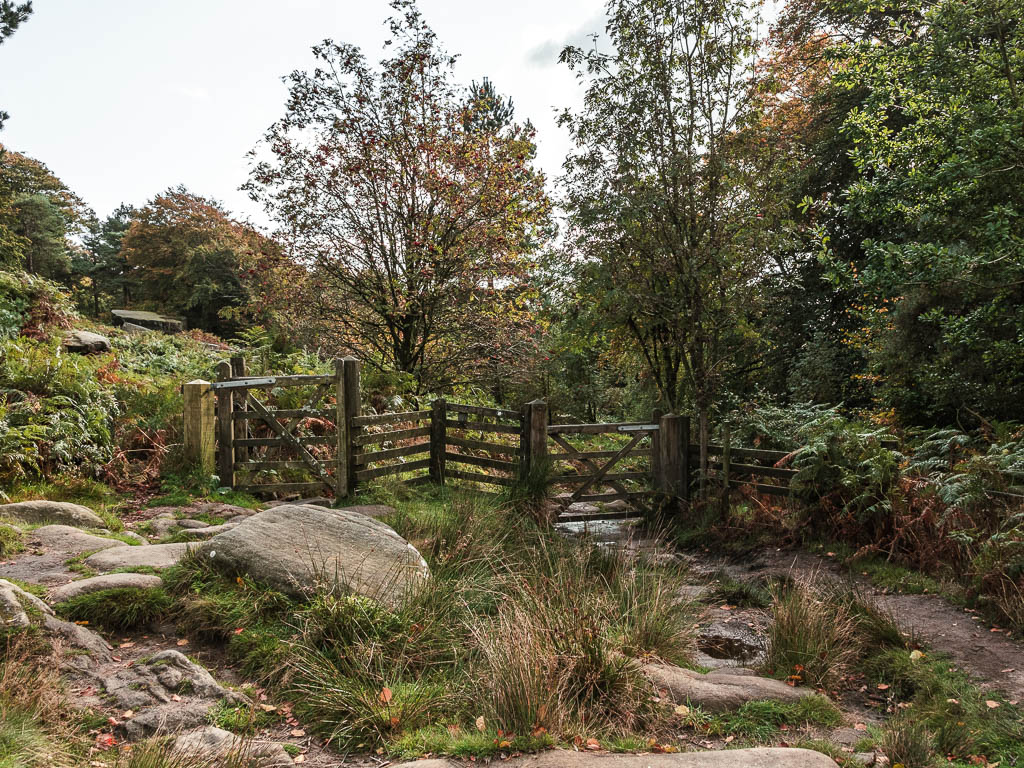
[29,525,123,555]
[196,505,429,601]
[86,542,189,572]
[173,726,292,767]
[338,504,397,519]
[0,500,105,528]
[389,748,838,768]
[48,572,164,604]
[0,578,53,628]
[644,662,814,712]
[62,330,111,354]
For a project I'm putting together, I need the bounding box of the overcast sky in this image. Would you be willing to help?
[0,0,611,224]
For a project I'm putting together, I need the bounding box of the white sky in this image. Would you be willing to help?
[0,0,610,224]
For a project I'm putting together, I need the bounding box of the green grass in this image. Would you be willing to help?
[0,523,25,558]
[864,648,1024,763]
[684,696,841,742]
[706,571,772,608]
[391,726,554,759]
[54,587,173,631]
[4,477,125,531]
[208,700,279,736]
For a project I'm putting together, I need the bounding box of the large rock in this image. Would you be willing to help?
[29,525,123,555]
[173,726,292,767]
[0,578,53,628]
[47,572,164,604]
[0,500,105,528]
[390,748,838,768]
[85,542,190,571]
[196,505,429,601]
[62,330,111,354]
[644,662,814,712]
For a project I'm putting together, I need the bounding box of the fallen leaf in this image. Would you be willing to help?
[290,729,305,738]
[586,738,600,750]
[724,736,735,743]
[75,620,89,626]
[233,628,244,635]
[171,694,181,702]
[122,710,134,719]
[119,641,135,649]
[176,638,188,646]
[476,715,486,732]
[854,723,868,731]
[260,704,277,713]
[986,700,1001,709]
[293,757,305,764]
[379,687,393,704]
[909,650,925,662]
[877,684,890,690]
[674,704,690,716]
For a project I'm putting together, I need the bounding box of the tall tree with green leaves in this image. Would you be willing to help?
[559,0,768,486]
[74,204,136,316]
[246,0,550,391]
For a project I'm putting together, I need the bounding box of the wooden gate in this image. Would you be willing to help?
[547,420,660,516]
[211,358,348,497]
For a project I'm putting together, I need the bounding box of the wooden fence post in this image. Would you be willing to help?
[337,357,361,498]
[430,398,447,485]
[183,379,216,473]
[720,424,731,512]
[680,415,691,505]
[215,361,234,489]
[658,413,684,502]
[230,354,248,466]
[650,408,664,493]
[523,399,548,478]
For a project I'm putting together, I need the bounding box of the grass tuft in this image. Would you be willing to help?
[55,587,172,631]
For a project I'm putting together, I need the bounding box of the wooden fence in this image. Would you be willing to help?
[181,358,812,510]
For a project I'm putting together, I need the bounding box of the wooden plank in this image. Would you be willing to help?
[215,362,234,488]
[727,479,792,497]
[549,432,631,499]
[352,410,431,427]
[445,419,521,435]
[210,374,335,391]
[570,433,643,502]
[447,469,513,487]
[235,460,339,471]
[246,394,334,490]
[354,426,432,446]
[447,403,522,421]
[444,452,517,473]
[574,491,650,503]
[550,448,651,461]
[552,472,648,485]
[548,422,650,435]
[712,461,797,480]
[354,457,432,482]
[234,436,334,448]
[234,482,327,494]
[233,408,334,421]
[446,435,519,456]
[356,443,430,466]
[693,444,792,463]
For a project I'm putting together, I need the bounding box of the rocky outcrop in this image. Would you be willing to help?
[644,662,815,712]
[388,748,839,768]
[0,500,105,528]
[62,330,111,354]
[47,572,164,604]
[0,578,52,628]
[195,504,429,601]
[85,542,189,571]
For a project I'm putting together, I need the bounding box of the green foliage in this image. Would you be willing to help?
[696,696,841,741]
[55,587,172,631]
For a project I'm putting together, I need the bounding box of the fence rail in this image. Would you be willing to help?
[182,359,821,510]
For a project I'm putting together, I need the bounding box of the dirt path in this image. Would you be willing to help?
[689,546,1024,701]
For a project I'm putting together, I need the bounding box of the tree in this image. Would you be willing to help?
[120,187,273,334]
[821,0,1024,424]
[74,204,136,316]
[0,144,91,278]
[463,77,515,133]
[0,2,33,131]
[246,0,550,392]
[559,0,767,487]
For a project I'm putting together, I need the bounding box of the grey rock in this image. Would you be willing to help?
[173,726,293,767]
[62,330,111,354]
[29,525,122,555]
[42,614,112,662]
[698,621,765,663]
[85,542,190,571]
[0,500,105,528]
[0,578,53,627]
[114,530,149,545]
[644,662,815,712]
[123,700,210,740]
[389,748,839,768]
[196,505,429,601]
[264,496,334,509]
[47,573,164,604]
[111,309,184,333]
[852,754,877,766]
[176,519,211,529]
[121,322,151,335]
[176,520,242,540]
